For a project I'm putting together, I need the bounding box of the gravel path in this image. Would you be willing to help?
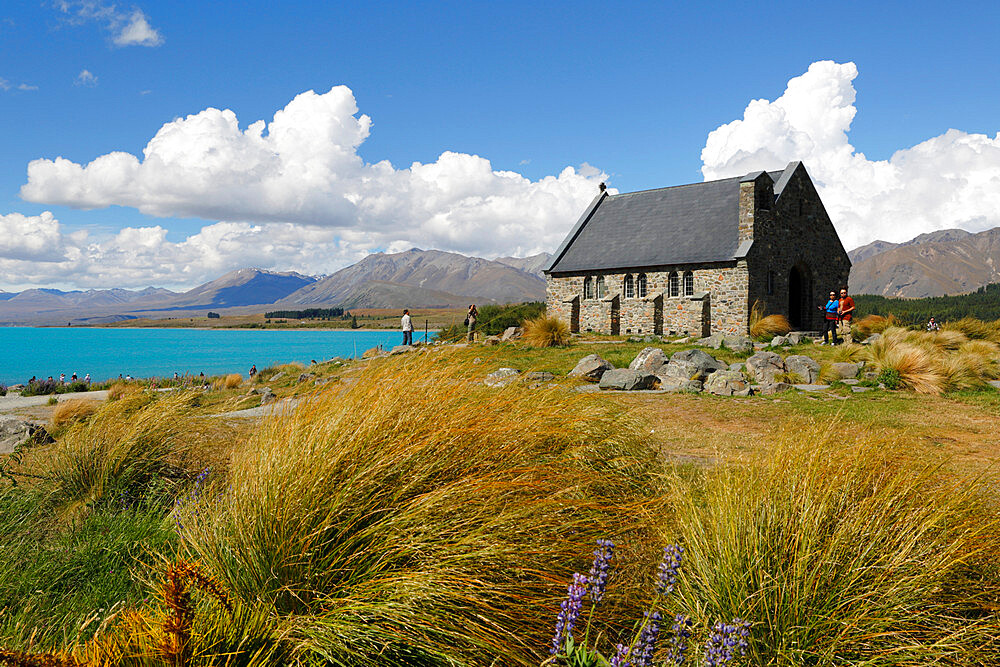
[0,390,108,413]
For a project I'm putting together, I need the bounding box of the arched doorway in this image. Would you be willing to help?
[788,264,811,330]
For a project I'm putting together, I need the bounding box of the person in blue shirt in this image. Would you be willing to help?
[819,291,841,345]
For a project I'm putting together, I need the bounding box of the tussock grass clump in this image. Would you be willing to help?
[178,355,662,665]
[863,327,1000,394]
[669,424,1000,664]
[50,399,99,428]
[521,314,570,347]
[749,301,791,339]
[212,374,243,390]
[106,381,140,401]
[852,313,900,338]
[943,316,1000,343]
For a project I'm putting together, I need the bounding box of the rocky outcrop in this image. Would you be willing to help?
[785,355,820,384]
[569,355,614,382]
[704,371,750,396]
[629,347,669,374]
[745,351,786,384]
[670,349,726,380]
[598,369,657,391]
[0,416,53,455]
[485,368,521,387]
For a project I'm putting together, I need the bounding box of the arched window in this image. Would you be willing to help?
[668,272,679,297]
[636,273,647,298]
[595,275,606,299]
[583,276,593,300]
[683,271,694,296]
[623,274,634,299]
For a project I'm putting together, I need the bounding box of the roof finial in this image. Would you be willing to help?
[599,182,606,192]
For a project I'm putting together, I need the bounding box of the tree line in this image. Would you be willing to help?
[264,308,346,319]
[854,283,1000,324]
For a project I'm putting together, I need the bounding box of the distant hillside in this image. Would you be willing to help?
[855,283,1000,323]
[494,253,552,278]
[279,248,546,307]
[849,227,1000,297]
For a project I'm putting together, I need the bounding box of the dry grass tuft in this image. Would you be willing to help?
[942,316,1000,343]
[178,354,662,665]
[749,300,791,340]
[49,399,100,428]
[520,314,570,347]
[863,327,1000,394]
[211,374,243,390]
[669,423,1000,664]
[0,648,83,666]
[853,313,901,338]
[105,382,138,402]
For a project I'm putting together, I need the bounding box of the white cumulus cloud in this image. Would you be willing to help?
[701,60,1000,250]
[21,85,606,262]
[112,9,162,46]
[55,1,163,48]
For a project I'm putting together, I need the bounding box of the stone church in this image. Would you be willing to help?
[544,162,850,336]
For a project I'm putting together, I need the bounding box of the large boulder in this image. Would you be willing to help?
[569,354,614,382]
[703,370,749,396]
[259,387,276,405]
[485,368,521,387]
[656,376,704,393]
[786,332,807,345]
[657,359,699,382]
[500,327,522,342]
[0,416,53,455]
[770,335,789,347]
[758,381,794,396]
[629,347,669,374]
[598,369,657,391]
[785,355,821,384]
[829,362,861,380]
[745,351,786,383]
[670,349,726,379]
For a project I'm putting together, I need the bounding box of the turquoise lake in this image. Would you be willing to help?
[0,328,423,385]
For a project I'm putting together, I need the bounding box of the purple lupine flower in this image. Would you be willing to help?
[588,538,614,603]
[609,643,632,667]
[703,618,750,666]
[550,572,589,655]
[666,613,692,665]
[656,544,684,595]
[634,610,661,667]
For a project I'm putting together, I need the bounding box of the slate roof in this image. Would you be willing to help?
[546,169,786,274]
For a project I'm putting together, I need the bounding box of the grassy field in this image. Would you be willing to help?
[1,333,999,665]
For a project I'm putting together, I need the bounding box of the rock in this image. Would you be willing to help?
[753,342,768,350]
[246,387,259,395]
[759,382,793,396]
[485,368,520,387]
[703,370,749,396]
[260,387,276,405]
[862,333,882,345]
[472,357,483,365]
[729,362,745,372]
[745,351,787,383]
[313,378,330,386]
[269,371,285,382]
[786,332,806,345]
[793,384,831,391]
[500,327,521,342]
[785,355,820,384]
[851,386,872,393]
[656,377,703,393]
[568,354,614,382]
[0,416,53,455]
[599,369,657,391]
[770,335,788,347]
[643,335,658,343]
[657,359,699,382]
[733,387,753,397]
[672,337,690,344]
[525,371,555,382]
[629,347,669,374]
[989,380,1000,390]
[389,345,416,355]
[697,333,723,348]
[670,349,726,379]
[829,362,860,379]
[483,336,502,346]
[842,378,860,386]
[722,335,755,352]
[298,373,315,383]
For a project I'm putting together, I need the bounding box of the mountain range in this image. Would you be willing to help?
[2,225,998,324]
[848,227,1000,297]
[0,251,551,325]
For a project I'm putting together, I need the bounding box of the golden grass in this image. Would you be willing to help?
[853,313,901,337]
[211,374,243,390]
[50,399,99,428]
[668,423,1000,664]
[943,316,1000,343]
[749,300,791,339]
[105,382,139,401]
[520,314,570,347]
[864,327,1000,394]
[176,354,663,665]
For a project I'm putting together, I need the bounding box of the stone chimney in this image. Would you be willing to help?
[738,171,775,243]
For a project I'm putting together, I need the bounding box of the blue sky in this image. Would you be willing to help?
[2,1,1000,289]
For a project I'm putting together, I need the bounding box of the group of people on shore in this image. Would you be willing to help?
[25,372,92,387]
[398,305,479,345]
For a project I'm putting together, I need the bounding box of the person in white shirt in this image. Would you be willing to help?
[401,309,414,346]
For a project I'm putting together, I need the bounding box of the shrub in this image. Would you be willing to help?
[521,315,570,347]
[668,424,1000,664]
[875,367,902,389]
[50,399,99,428]
[47,396,58,406]
[749,301,791,340]
[21,379,58,396]
[177,355,662,665]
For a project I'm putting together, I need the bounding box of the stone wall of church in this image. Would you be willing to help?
[546,262,750,336]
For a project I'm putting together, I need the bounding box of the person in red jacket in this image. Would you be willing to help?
[838,287,855,340]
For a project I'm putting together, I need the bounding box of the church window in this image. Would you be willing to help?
[637,273,647,298]
[683,271,694,296]
[583,276,593,300]
[595,275,606,299]
[668,272,679,297]
[624,274,634,299]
